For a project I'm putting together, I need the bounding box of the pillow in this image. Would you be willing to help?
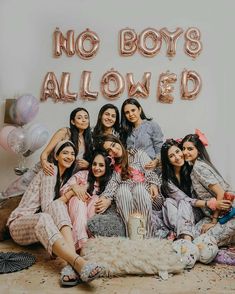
[0,196,22,240]
[81,237,184,279]
[172,239,199,269]
[193,234,218,264]
[87,203,126,237]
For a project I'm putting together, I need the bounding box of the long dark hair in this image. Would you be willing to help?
[96,134,131,181]
[53,141,78,199]
[181,134,222,176]
[69,107,93,162]
[160,139,192,197]
[93,104,120,140]
[120,98,151,145]
[87,149,114,196]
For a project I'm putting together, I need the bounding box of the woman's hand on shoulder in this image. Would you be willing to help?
[94,196,111,214]
[77,159,89,169]
[42,161,55,176]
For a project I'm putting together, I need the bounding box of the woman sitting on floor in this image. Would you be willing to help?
[60,149,114,251]
[7,140,103,287]
[97,135,163,238]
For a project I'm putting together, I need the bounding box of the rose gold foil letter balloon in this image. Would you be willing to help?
[160,27,183,58]
[126,72,151,98]
[60,72,77,102]
[53,28,75,57]
[41,72,61,102]
[75,28,100,59]
[181,69,202,100]
[184,27,202,58]
[101,69,125,100]
[80,71,98,100]
[157,71,177,103]
[119,28,137,56]
[138,28,162,57]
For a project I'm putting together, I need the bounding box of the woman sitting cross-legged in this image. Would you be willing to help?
[160,139,201,241]
[7,140,103,287]
[181,131,235,246]
[60,149,114,251]
[160,138,233,246]
[97,135,163,238]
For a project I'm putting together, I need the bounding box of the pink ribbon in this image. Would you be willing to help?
[195,129,208,146]
[175,138,182,143]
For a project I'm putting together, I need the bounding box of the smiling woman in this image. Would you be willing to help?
[92,104,120,149]
[1,107,93,199]
[97,135,162,238]
[120,98,163,170]
[60,149,114,251]
[7,140,103,286]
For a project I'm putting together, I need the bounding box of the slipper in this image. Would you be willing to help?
[60,265,82,287]
[80,263,104,283]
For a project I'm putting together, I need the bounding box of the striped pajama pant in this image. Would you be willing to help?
[9,200,72,255]
[115,183,154,238]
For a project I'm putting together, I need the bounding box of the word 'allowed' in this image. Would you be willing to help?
[41,69,202,103]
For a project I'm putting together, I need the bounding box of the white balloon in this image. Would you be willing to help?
[23,123,49,156]
[10,94,39,126]
[7,127,28,154]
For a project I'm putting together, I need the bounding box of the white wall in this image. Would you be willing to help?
[0,0,234,190]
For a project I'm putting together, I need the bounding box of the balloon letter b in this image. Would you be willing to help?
[119,28,137,56]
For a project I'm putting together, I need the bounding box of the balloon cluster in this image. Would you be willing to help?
[0,95,49,157]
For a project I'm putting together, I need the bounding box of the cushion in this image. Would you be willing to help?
[193,234,218,264]
[0,196,22,240]
[172,239,199,269]
[87,203,126,237]
[81,237,184,279]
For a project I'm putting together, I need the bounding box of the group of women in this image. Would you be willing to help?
[3,98,235,286]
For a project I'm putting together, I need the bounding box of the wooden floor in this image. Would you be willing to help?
[0,239,235,294]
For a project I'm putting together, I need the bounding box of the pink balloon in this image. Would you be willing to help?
[10,94,39,126]
[0,125,17,152]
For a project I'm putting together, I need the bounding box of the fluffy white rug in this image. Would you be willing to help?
[81,237,184,279]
